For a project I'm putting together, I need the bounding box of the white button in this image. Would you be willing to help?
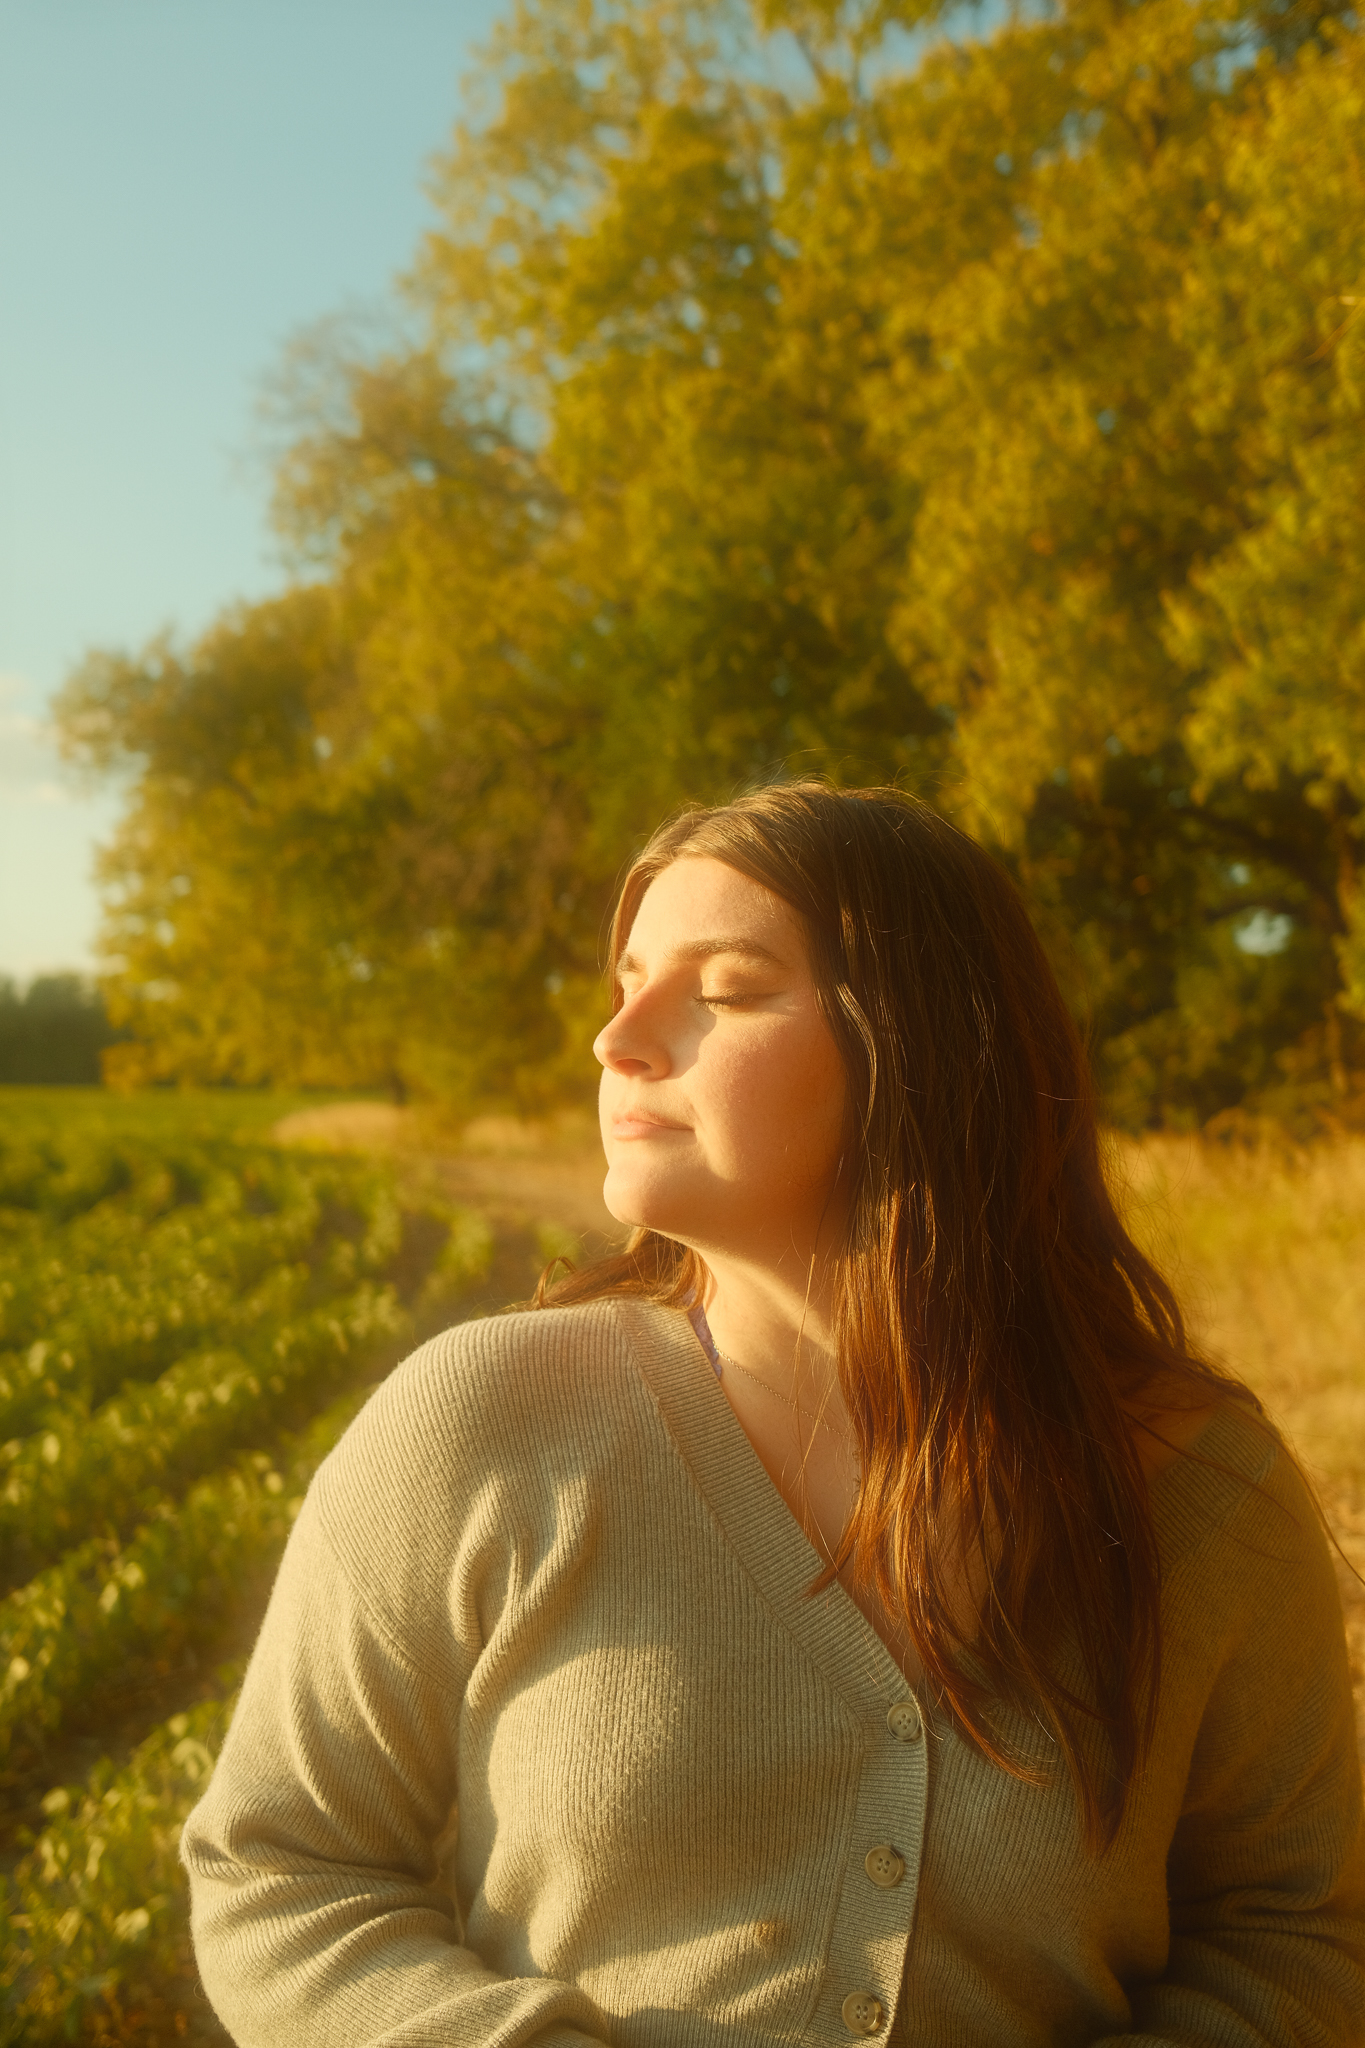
[842,1991,884,2035]
[886,1699,922,1742]
[864,1843,905,1888]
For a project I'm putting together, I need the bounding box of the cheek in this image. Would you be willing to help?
[710,1025,845,1173]
[793,1042,848,1170]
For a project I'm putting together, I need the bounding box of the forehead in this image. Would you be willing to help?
[621,857,804,962]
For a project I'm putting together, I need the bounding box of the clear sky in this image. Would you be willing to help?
[0,0,502,983]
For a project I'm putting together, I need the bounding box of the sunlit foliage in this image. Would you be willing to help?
[56,0,1365,1126]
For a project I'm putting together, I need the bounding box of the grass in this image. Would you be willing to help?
[1113,1132,1365,1491]
[1113,1130,1365,1753]
[0,1086,329,1146]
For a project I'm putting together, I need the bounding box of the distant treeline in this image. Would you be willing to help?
[0,976,119,1085]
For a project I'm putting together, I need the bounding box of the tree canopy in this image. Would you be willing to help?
[57,0,1365,1124]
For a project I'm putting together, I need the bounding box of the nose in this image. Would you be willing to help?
[593,992,671,1077]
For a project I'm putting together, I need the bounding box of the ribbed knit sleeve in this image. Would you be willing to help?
[1096,1446,1365,2048]
[182,1321,615,2048]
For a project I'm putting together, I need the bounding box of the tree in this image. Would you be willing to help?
[1170,28,1365,1085]
[58,0,1365,1122]
[59,421,608,1102]
[0,976,120,1086]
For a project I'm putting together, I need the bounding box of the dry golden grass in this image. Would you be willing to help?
[1114,1132,1365,1745]
[1113,1133,1365,1487]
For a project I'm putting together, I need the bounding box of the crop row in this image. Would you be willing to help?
[0,1151,407,1436]
[0,1196,493,1776]
[0,1142,295,1285]
[0,1138,402,1319]
[0,1263,481,2038]
[0,1119,328,1228]
[0,1686,238,2041]
[0,1110,504,2036]
[0,1279,405,1589]
[0,1255,312,1474]
[0,1129,203,1224]
[0,1198,491,1591]
[0,1382,372,1788]
[0,1155,315,1409]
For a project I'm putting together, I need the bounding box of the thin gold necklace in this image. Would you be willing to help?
[716,1345,856,1446]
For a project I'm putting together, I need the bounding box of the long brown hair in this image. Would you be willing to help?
[541,781,1256,1846]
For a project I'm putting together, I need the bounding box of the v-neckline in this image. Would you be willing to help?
[685,1295,919,1676]
[619,1296,920,1717]
[682,1292,1254,1527]
[617,1295,1276,1712]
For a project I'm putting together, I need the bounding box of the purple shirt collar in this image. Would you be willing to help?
[686,1301,724,1379]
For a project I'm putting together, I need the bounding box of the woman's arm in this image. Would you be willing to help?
[182,1490,612,2048]
[1099,1454,1365,2047]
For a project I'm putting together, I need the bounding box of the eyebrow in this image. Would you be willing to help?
[615,935,787,977]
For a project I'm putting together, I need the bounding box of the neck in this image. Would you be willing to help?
[701,1245,841,1400]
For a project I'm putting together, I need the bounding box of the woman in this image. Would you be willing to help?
[184,783,1365,2047]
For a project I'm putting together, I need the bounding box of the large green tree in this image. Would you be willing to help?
[58,0,1365,1121]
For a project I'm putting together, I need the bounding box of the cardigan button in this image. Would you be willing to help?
[864,1843,906,1888]
[886,1699,922,1742]
[842,1991,884,2035]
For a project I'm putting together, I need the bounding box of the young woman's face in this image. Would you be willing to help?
[594,857,848,1264]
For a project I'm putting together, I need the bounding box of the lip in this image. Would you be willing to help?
[610,1112,691,1140]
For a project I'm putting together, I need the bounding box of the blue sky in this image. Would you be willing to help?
[0,0,501,982]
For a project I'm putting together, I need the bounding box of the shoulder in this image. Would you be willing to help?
[1156,1399,1343,1652]
[307,1296,694,1541]
[306,1301,641,1550]
[298,1297,680,1642]
[318,1299,639,1497]
[388,1296,637,1428]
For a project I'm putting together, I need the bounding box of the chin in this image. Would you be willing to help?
[601,1165,655,1231]
[601,1162,696,1239]
[602,1183,644,1229]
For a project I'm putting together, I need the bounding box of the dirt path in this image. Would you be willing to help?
[272,1103,620,1241]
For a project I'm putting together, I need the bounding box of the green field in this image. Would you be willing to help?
[0,1093,1360,2043]
[0,1091,498,2044]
